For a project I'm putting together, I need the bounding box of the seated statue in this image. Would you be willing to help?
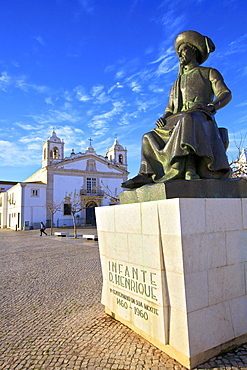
[122,30,232,189]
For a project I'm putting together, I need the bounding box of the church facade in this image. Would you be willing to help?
[0,130,128,230]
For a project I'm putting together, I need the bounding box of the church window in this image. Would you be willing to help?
[53,147,59,159]
[119,154,123,163]
[50,150,52,158]
[9,193,15,204]
[0,197,2,207]
[44,148,46,159]
[64,203,71,216]
[87,178,96,193]
[31,189,39,197]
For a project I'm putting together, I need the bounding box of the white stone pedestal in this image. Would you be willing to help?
[96,198,247,369]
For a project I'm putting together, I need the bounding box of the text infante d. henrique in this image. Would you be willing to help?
[108,261,158,301]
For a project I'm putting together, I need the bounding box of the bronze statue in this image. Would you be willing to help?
[122,30,232,189]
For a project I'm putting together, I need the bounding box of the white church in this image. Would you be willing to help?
[0,130,128,230]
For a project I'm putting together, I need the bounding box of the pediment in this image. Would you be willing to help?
[50,155,125,174]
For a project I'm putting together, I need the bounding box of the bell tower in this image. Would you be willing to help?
[106,138,128,171]
[42,130,64,167]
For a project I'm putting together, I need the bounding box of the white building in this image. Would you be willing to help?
[0,130,128,230]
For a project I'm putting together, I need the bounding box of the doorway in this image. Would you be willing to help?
[86,201,97,226]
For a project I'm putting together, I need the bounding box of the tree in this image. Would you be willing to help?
[46,200,63,235]
[64,190,84,238]
[229,134,247,178]
[99,180,119,205]
[230,149,247,178]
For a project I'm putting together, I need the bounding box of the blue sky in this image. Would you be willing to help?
[0,0,247,182]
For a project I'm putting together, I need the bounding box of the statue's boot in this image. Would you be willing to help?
[121,173,154,189]
[185,154,200,180]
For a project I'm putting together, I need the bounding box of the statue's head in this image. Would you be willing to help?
[175,30,215,65]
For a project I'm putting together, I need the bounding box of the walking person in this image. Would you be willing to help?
[40,222,47,236]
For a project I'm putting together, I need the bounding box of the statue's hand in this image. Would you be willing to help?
[206,104,216,114]
[155,117,166,128]
[193,103,216,114]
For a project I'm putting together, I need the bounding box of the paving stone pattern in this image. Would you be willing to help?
[0,229,247,370]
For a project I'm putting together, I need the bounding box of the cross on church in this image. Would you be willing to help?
[89,137,93,146]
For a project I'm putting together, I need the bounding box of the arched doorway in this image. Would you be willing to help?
[86,201,97,226]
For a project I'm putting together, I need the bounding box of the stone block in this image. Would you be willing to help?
[208,264,245,305]
[182,234,208,273]
[205,198,242,232]
[229,295,247,337]
[141,201,160,235]
[115,203,142,234]
[242,198,247,229]
[245,262,247,294]
[226,230,247,265]
[161,235,184,274]
[169,307,189,356]
[104,231,117,259]
[179,198,206,235]
[128,234,162,270]
[182,231,227,274]
[188,302,235,356]
[166,271,187,313]
[184,271,208,312]
[205,232,227,269]
[95,206,115,232]
[158,199,181,236]
[119,178,247,205]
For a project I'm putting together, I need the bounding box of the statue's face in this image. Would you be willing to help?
[178,43,196,66]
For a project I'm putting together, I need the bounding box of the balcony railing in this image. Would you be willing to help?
[80,189,104,196]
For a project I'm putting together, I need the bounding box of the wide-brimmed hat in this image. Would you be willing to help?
[174,30,215,65]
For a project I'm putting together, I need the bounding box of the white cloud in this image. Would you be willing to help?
[29,108,81,125]
[155,56,178,76]
[74,85,91,102]
[145,46,154,55]
[32,35,45,46]
[91,85,104,96]
[116,70,125,79]
[19,136,43,144]
[135,97,160,112]
[74,128,84,134]
[45,97,54,105]
[118,112,138,126]
[129,81,141,92]
[235,101,247,108]
[225,33,247,55]
[64,90,73,101]
[27,143,41,150]
[108,82,123,94]
[14,75,48,93]
[148,84,164,93]
[150,47,173,64]
[94,91,110,104]
[88,101,125,133]
[16,123,42,131]
[90,85,111,104]
[78,0,94,14]
[0,71,48,93]
[0,71,11,91]
[150,48,177,76]
[0,140,40,166]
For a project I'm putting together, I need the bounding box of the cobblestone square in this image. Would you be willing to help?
[0,229,246,369]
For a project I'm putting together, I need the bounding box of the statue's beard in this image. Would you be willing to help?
[179,57,187,66]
